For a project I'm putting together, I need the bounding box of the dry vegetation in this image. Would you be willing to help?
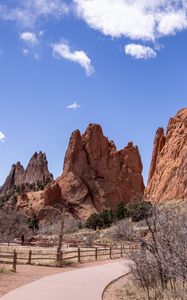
[104,200,187,300]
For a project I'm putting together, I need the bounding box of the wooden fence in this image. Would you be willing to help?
[0,245,132,271]
[12,238,117,249]
[0,250,17,272]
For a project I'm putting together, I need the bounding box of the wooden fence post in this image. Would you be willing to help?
[59,251,63,267]
[121,245,123,258]
[95,247,98,261]
[13,250,17,272]
[110,247,112,259]
[78,247,81,263]
[28,250,32,265]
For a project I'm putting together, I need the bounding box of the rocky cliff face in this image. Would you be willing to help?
[24,152,53,184]
[145,108,187,201]
[1,162,25,193]
[0,151,53,194]
[41,124,144,219]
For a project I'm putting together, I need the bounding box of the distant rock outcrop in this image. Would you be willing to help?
[1,162,25,193]
[39,124,144,219]
[0,152,53,195]
[145,108,187,201]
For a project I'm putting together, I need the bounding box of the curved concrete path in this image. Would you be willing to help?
[1,260,129,300]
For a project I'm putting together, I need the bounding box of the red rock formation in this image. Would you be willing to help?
[24,152,53,184]
[1,162,25,193]
[147,128,165,183]
[0,152,53,195]
[145,108,187,201]
[42,124,145,219]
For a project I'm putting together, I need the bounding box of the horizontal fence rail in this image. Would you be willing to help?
[0,244,137,271]
[0,250,17,272]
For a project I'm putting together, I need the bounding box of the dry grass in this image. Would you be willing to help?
[104,279,187,300]
[0,264,10,274]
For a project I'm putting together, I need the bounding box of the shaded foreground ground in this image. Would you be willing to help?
[0,260,129,300]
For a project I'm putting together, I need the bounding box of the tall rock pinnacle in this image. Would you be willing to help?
[145,108,187,201]
[43,123,145,219]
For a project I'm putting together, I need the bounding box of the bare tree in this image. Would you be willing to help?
[57,208,66,256]
[128,205,187,300]
[0,209,31,245]
[113,219,134,241]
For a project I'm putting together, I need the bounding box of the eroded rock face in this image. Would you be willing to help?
[42,124,145,219]
[145,108,187,201]
[24,152,53,184]
[1,162,25,193]
[0,152,53,194]
[147,128,165,183]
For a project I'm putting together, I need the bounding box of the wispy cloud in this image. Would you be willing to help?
[0,131,5,142]
[0,0,69,28]
[125,44,156,59]
[67,102,80,110]
[20,32,38,45]
[52,42,94,76]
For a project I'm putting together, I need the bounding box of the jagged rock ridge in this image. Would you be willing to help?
[145,108,187,201]
[36,123,145,219]
[0,151,53,194]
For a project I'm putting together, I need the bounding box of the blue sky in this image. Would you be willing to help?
[0,0,186,185]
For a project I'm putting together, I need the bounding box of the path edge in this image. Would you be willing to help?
[102,271,131,300]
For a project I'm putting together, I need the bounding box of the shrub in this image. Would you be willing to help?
[113,219,134,241]
[129,206,187,300]
[99,209,114,228]
[85,213,103,230]
[27,215,39,231]
[128,200,153,222]
[115,202,129,220]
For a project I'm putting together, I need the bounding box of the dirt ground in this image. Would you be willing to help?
[0,259,117,297]
[103,273,131,300]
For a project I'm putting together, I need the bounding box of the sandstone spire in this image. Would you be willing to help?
[0,152,53,195]
[43,123,145,219]
[145,108,187,201]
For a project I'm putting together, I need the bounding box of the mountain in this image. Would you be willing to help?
[18,124,145,219]
[0,151,53,195]
[145,108,187,201]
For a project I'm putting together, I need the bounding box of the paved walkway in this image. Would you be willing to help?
[1,260,129,300]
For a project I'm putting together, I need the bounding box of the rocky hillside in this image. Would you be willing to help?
[18,124,145,219]
[0,152,53,195]
[145,108,187,201]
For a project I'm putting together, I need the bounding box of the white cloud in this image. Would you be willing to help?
[125,44,156,59]
[20,32,38,44]
[158,11,187,35]
[67,102,80,110]
[0,131,5,142]
[52,42,94,76]
[0,0,69,28]
[74,0,187,41]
